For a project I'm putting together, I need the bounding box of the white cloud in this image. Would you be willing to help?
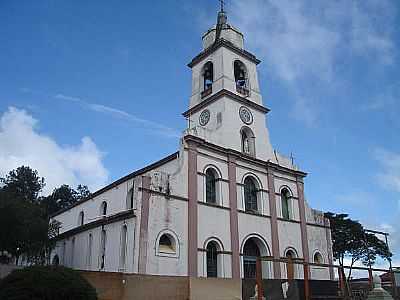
[228,0,396,124]
[374,148,400,193]
[0,107,109,195]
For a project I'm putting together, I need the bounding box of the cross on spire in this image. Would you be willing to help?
[219,0,225,12]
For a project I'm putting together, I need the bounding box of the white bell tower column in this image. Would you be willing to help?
[183,9,275,162]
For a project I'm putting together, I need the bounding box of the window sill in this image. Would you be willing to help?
[198,201,230,211]
[156,251,179,258]
[238,209,270,218]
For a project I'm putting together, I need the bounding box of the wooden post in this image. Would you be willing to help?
[256,257,263,300]
[287,258,294,281]
[368,268,373,289]
[391,270,398,299]
[304,263,310,300]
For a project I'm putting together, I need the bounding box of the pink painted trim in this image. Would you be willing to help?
[267,168,281,279]
[187,141,198,277]
[228,154,240,279]
[325,221,335,280]
[138,176,151,274]
[296,178,310,263]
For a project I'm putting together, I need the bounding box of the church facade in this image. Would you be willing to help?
[51,9,334,281]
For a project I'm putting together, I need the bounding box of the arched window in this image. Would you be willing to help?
[87,233,93,269]
[100,201,107,216]
[314,252,323,264]
[156,231,179,258]
[234,60,249,96]
[78,211,84,226]
[159,234,175,253]
[119,225,128,270]
[243,238,261,278]
[244,177,258,212]
[281,188,291,220]
[126,186,134,210]
[241,127,255,156]
[206,241,218,277]
[202,61,213,96]
[205,168,218,204]
[100,229,106,270]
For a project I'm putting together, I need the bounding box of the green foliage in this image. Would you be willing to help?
[0,266,97,300]
[41,184,91,216]
[0,166,45,203]
[0,166,89,264]
[0,189,48,262]
[325,212,392,278]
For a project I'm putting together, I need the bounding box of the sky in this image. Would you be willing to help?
[0,1,399,267]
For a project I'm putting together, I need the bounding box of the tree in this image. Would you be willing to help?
[76,184,91,200]
[41,184,91,217]
[325,212,392,286]
[0,189,51,264]
[0,166,45,203]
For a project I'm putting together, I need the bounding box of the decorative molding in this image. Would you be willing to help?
[237,209,270,219]
[296,178,310,264]
[306,222,330,229]
[182,89,270,118]
[139,187,188,202]
[187,142,198,276]
[277,217,301,224]
[188,38,261,68]
[198,201,230,211]
[228,154,241,279]
[267,167,282,279]
[138,176,151,274]
[183,135,307,178]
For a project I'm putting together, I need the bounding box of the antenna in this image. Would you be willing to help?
[219,0,225,12]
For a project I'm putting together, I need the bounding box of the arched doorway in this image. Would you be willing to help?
[243,238,260,278]
[285,249,297,280]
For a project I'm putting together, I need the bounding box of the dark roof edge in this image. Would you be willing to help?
[50,151,179,218]
[182,89,270,117]
[54,210,135,240]
[188,38,261,68]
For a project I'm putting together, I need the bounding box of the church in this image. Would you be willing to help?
[51,7,334,281]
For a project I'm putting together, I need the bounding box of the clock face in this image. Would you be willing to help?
[239,106,253,125]
[199,109,210,126]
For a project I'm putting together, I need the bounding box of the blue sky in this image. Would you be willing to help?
[1,1,399,265]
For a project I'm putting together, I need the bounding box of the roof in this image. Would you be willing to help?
[50,151,179,218]
[187,38,261,68]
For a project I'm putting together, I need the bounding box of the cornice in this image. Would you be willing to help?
[182,89,270,118]
[54,210,135,240]
[183,135,307,177]
[188,38,261,68]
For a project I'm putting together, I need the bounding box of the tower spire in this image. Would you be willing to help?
[215,0,227,43]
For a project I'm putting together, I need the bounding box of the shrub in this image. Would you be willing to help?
[0,266,97,300]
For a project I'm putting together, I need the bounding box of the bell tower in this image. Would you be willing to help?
[183,6,275,162]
